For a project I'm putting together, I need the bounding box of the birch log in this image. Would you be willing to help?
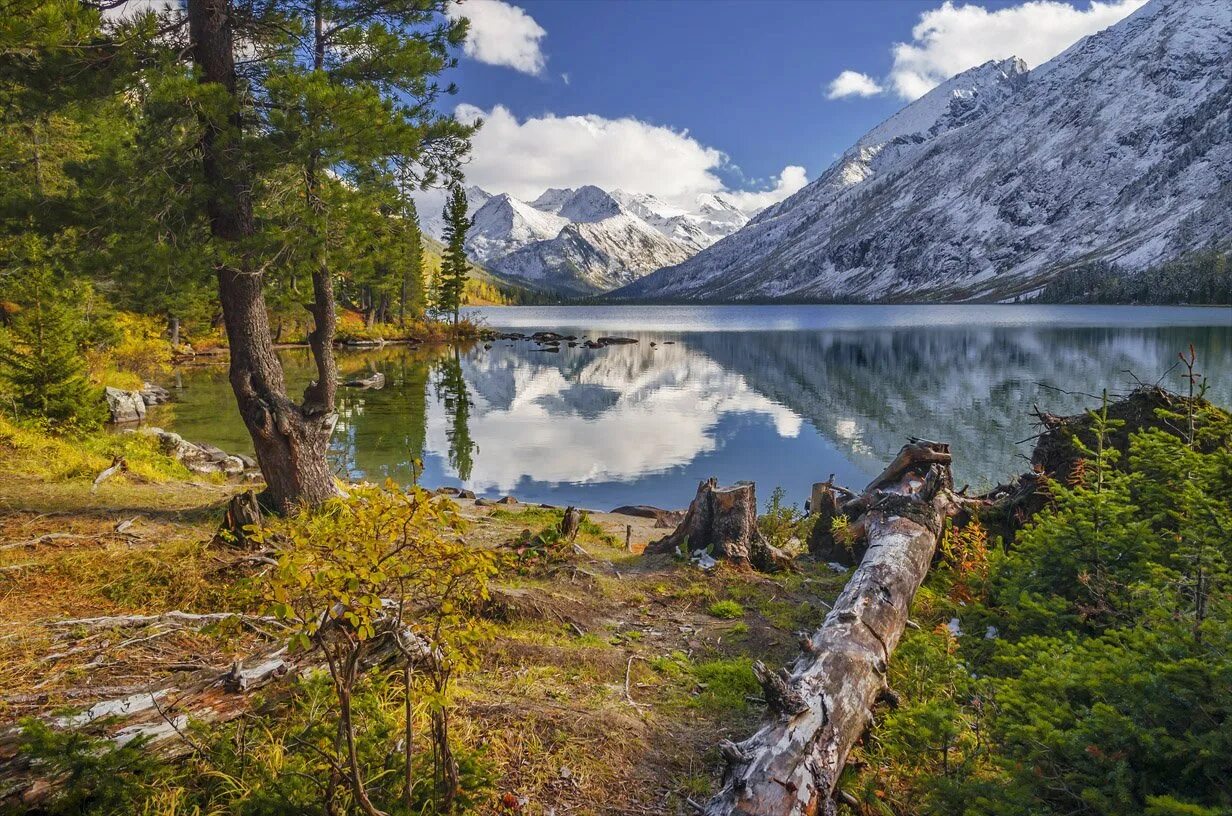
[705,441,956,816]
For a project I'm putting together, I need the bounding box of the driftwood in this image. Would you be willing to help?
[0,614,430,807]
[644,479,789,571]
[91,456,128,493]
[704,441,959,816]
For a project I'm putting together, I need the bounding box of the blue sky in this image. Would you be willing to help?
[440,0,1146,210]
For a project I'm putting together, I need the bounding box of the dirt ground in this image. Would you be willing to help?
[0,467,849,815]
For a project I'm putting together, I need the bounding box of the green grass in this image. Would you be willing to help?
[692,657,759,714]
[706,599,746,619]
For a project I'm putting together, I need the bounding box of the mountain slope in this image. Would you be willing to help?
[490,211,692,294]
[620,0,1232,302]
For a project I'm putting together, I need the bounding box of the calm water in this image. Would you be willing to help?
[162,305,1232,510]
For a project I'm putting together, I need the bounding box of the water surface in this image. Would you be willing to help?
[164,305,1232,510]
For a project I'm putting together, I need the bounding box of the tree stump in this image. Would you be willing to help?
[644,479,790,570]
[216,489,264,548]
[644,478,759,560]
[560,506,583,542]
[807,479,856,564]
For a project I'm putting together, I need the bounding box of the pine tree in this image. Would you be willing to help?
[0,244,104,430]
[400,199,425,325]
[437,185,470,325]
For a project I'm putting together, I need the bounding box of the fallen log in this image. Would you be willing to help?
[704,441,958,816]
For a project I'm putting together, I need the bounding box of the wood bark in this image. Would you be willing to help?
[560,506,583,543]
[187,0,339,513]
[645,479,788,571]
[704,441,957,816]
[216,489,264,548]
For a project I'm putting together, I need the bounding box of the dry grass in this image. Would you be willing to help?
[0,438,851,814]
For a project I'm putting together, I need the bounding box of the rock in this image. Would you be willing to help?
[567,342,578,347]
[536,346,560,353]
[475,497,494,507]
[596,336,637,345]
[436,486,462,496]
[610,505,686,529]
[139,383,172,406]
[343,372,385,389]
[496,496,518,505]
[458,489,476,499]
[104,387,147,424]
[235,454,258,470]
[530,331,565,343]
[218,456,245,476]
[483,344,492,350]
[583,340,603,349]
[196,443,230,463]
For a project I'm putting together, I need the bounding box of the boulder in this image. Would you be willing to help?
[104,387,146,424]
[139,383,172,406]
[220,456,246,477]
[596,336,637,345]
[496,496,518,505]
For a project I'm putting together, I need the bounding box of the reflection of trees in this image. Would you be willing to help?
[334,349,435,484]
[434,347,476,482]
[689,325,1232,486]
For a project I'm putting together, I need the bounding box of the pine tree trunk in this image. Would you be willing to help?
[188,0,338,512]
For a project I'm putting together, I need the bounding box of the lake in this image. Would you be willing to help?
[163,305,1232,510]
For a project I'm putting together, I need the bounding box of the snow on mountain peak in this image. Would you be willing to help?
[620,0,1232,302]
[557,185,623,223]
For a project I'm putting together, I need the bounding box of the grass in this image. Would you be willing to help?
[706,599,746,619]
[0,415,198,484]
[0,421,852,815]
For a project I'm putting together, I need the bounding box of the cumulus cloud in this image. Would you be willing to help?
[721,166,809,213]
[888,0,1147,99]
[453,104,806,213]
[826,70,883,99]
[446,0,546,75]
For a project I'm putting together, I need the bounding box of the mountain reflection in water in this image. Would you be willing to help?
[166,306,1232,510]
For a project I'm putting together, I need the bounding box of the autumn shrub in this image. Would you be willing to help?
[253,482,497,814]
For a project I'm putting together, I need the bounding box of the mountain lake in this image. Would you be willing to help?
[160,304,1232,510]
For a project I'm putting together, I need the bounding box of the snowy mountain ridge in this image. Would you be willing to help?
[619,0,1232,302]
[416,184,751,294]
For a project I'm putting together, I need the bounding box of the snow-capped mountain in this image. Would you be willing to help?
[466,193,570,264]
[417,183,751,294]
[620,0,1232,302]
[610,190,750,253]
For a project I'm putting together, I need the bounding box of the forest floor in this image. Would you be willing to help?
[0,445,851,815]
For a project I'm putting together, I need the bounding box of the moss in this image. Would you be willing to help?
[693,657,759,714]
[707,599,746,619]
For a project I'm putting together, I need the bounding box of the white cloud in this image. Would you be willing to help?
[446,0,546,76]
[453,104,806,213]
[721,166,809,213]
[101,0,180,23]
[826,70,883,99]
[888,0,1147,99]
